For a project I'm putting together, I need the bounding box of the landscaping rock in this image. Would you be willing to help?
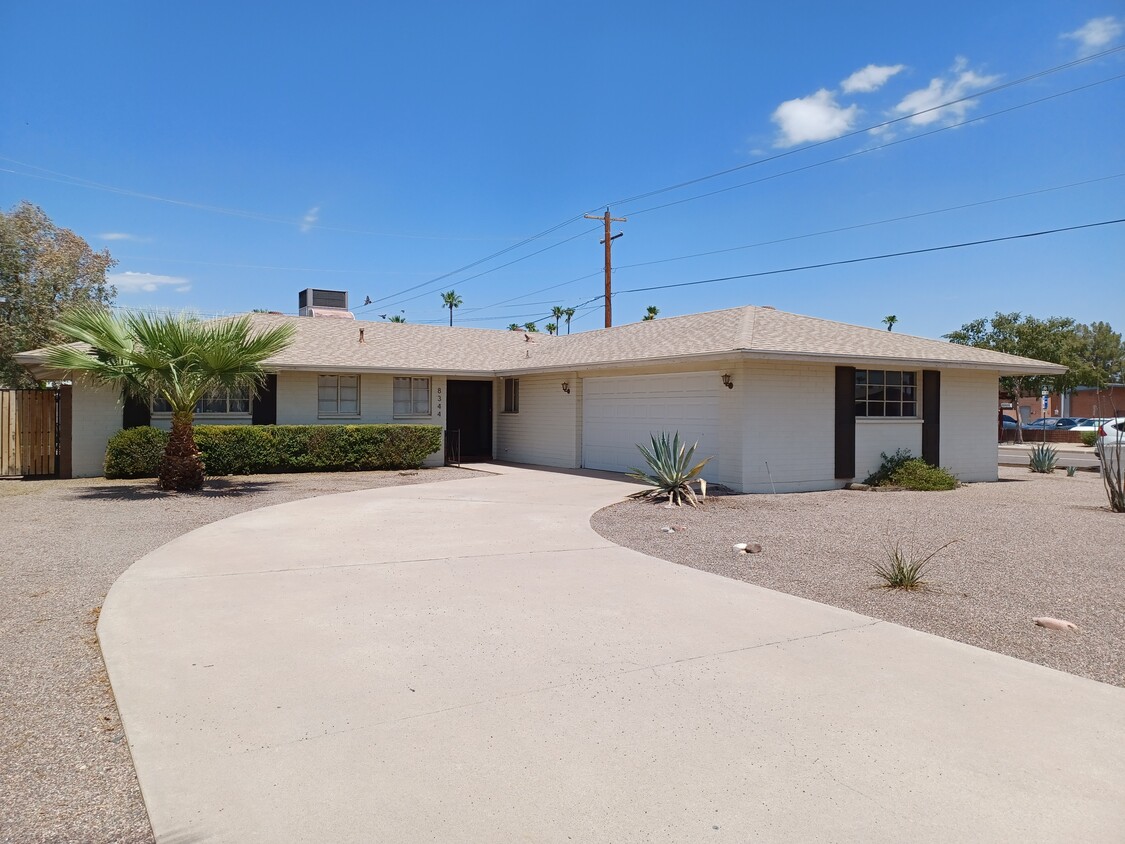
[733,542,763,555]
[1033,617,1079,633]
[845,482,872,491]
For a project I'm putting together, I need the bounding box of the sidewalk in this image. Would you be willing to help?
[97,465,1125,842]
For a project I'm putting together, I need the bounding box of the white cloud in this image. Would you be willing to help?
[109,271,192,294]
[771,89,860,147]
[1062,16,1123,57]
[299,206,320,233]
[892,57,999,127]
[841,63,905,93]
[98,232,148,242]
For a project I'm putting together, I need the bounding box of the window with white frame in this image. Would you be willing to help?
[153,386,250,415]
[855,370,918,418]
[318,374,360,416]
[393,376,431,416]
[503,378,519,413]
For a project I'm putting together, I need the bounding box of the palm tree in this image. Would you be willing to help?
[507,323,522,331]
[550,305,566,327]
[43,308,294,491]
[441,290,463,326]
[883,315,898,332]
[563,307,575,334]
[523,322,539,333]
[387,315,406,323]
[642,305,659,321]
[545,322,558,335]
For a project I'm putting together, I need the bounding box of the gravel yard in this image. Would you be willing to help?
[0,467,476,844]
[593,466,1125,688]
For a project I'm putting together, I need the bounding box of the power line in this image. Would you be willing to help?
[604,45,1125,210]
[613,218,1125,296]
[361,50,1124,312]
[615,173,1125,271]
[623,74,1125,217]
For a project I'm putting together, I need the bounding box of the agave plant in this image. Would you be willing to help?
[627,432,712,507]
[1028,443,1058,474]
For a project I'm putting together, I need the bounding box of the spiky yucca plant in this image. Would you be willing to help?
[1028,443,1058,474]
[873,537,958,591]
[627,432,712,507]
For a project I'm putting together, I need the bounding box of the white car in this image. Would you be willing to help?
[1095,418,1125,460]
[1071,417,1107,433]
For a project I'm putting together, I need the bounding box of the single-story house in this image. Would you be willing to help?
[16,302,1066,491]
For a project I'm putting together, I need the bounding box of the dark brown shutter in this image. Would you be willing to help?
[252,374,278,425]
[122,394,151,429]
[834,366,856,479]
[922,370,940,466]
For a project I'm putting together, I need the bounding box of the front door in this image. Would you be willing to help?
[446,380,493,460]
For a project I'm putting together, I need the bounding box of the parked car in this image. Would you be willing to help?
[1071,418,1105,432]
[1022,418,1061,430]
[1054,418,1080,429]
[1000,414,1018,430]
[1095,418,1125,460]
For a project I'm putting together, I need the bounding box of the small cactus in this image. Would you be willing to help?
[1029,443,1058,474]
[1066,465,1077,477]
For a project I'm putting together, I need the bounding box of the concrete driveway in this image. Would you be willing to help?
[98,465,1125,843]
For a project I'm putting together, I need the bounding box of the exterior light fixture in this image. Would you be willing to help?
[721,373,733,389]
[561,382,571,394]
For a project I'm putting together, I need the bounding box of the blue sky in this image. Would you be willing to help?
[2,2,1122,338]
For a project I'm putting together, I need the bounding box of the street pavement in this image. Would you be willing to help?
[98,465,1125,843]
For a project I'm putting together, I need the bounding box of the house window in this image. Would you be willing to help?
[503,378,519,413]
[855,370,918,418]
[153,386,251,415]
[319,374,360,416]
[393,376,431,416]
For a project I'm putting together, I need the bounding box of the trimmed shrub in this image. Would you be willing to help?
[104,424,442,478]
[1080,430,1098,447]
[863,448,913,486]
[104,426,168,478]
[888,459,958,491]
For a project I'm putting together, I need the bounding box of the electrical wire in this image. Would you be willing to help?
[613,218,1125,296]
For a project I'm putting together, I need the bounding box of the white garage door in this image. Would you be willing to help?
[582,372,721,477]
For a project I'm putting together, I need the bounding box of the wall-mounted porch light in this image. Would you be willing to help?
[561,381,571,394]
[721,373,733,389]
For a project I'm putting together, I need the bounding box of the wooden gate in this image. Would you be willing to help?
[0,389,59,478]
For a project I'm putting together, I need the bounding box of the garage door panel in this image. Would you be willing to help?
[582,373,721,478]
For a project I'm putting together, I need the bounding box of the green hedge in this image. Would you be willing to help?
[104,424,443,478]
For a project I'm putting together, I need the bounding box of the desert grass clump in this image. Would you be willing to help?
[888,459,958,491]
[627,431,712,507]
[873,536,958,591]
[1028,443,1058,474]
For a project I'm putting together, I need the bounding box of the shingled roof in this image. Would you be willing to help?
[16,305,1067,379]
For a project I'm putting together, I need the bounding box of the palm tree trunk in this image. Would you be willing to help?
[160,410,205,491]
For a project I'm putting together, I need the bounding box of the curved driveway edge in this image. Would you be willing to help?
[98,464,1125,843]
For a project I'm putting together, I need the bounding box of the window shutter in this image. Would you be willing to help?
[835,366,856,479]
[922,370,940,466]
[252,375,278,425]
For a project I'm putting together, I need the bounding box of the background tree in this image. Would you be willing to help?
[945,312,1085,443]
[0,201,116,387]
[387,314,406,323]
[883,314,898,331]
[43,309,293,491]
[642,305,659,321]
[545,322,557,335]
[441,289,462,326]
[550,305,566,328]
[507,323,522,331]
[523,322,539,333]
[563,307,575,334]
[1072,321,1125,387]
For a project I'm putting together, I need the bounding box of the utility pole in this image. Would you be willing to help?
[584,209,626,328]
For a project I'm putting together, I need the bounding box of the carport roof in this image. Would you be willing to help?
[16,304,1067,379]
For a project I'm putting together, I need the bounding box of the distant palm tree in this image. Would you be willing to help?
[545,322,558,335]
[507,323,522,331]
[883,314,898,331]
[642,305,659,321]
[43,308,294,491]
[523,322,539,333]
[387,315,406,323]
[563,307,575,334]
[550,305,566,326]
[441,290,463,326]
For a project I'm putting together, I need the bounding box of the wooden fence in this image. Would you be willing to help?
[0,389,59,477]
